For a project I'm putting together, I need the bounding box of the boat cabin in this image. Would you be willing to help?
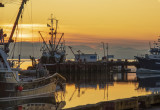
[75,54,97,62]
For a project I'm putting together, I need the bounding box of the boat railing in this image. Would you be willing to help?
[22,73,66,84]
[0,36,9,44]
[0,68,9,71]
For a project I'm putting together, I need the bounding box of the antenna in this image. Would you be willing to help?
[106,43,108,61]
[153,41,156,48]
[149,42,151,49]
[49,14,54,48]
[101,42,105,58]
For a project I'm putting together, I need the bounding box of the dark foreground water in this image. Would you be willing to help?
[2,60,160,109]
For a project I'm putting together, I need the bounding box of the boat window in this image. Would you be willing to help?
[0,73,5,80]
[5,73,13,78]
[0,55,7,69]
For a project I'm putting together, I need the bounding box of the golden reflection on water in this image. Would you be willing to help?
[63,82,151,109]
[19,59,32,70]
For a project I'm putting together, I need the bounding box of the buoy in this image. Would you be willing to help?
[37,59,40,62]
[17,86,23,91]
[18,106,22,110]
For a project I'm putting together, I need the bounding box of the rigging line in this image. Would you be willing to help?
[17,10,22,58]
[9,22,18,59]
[20,9,23,56]
[24,2,35,57]
[31,0,35,57]
[1,1,21,44]
[38,29,41,51]
[1,9,17,33]
[17,20,20,57]
[12,26,18,59]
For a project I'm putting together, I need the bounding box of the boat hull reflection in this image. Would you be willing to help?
[0,94,66,110]
[138,76,160,93]
[136,68,160,79]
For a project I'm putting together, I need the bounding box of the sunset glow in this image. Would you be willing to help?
[1,1,160,109]
[1,0,160,59]
[1,0,160,44]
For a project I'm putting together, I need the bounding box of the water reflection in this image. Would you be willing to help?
[138,77,160,93]
[62,70,151,109]
[0,94,65,110]
[13,62,154,109]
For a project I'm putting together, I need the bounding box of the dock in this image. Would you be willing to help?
[46,60,139,74]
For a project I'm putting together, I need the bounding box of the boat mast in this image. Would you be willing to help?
[48,14,59,51]
[48,14,54,50]
[5,0,28,53]
[54,20,58,51]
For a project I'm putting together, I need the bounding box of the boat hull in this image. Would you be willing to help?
[136,57,160,70]
[0,93,56,109]
[136,68,160,79]
[0,73,66,100]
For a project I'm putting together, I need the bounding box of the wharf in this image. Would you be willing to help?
[107,60,138,66]
[46,60,138,74]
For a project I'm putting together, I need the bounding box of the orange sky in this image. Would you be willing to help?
[1,0,160,46]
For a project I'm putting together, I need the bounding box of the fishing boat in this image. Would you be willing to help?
[135,37,160,70]
[0,0,66,101]
[39,15,66,64]
[135,37,160,78]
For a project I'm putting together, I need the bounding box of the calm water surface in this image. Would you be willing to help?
[20,60,154,109]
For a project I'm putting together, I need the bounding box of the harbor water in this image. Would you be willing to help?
[15,59,157,109]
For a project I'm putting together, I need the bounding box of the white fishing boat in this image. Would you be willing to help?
[0,0,66,101]
[135,37,160,78]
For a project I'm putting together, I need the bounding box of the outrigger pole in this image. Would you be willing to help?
[55,33,64,50]
[39,31,51,53]
[5,0,28,53]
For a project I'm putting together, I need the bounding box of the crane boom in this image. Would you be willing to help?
[5,0,28,53]
[68,46,76,56]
